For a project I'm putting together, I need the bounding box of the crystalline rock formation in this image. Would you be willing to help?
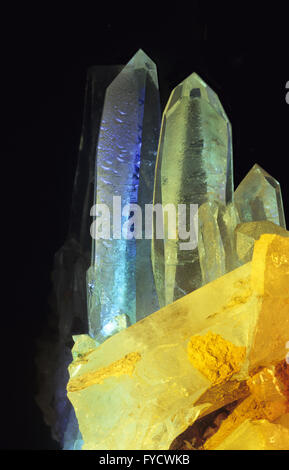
[39,49,289,450]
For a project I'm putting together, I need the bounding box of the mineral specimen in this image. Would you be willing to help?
[87,49,161,342]
[58,61,289,451]
[152,73,233,307]
[67,234,289,450]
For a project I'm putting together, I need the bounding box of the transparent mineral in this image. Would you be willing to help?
[152,73,233,307]
[234,163,286,228]
[87,49,161,342]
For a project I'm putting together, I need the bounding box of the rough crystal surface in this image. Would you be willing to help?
[88,49,161,341]
[234,163,286,228]
[152,73,233,307]
[67,234,289,450]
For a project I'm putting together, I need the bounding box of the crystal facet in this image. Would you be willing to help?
[234,163,286,228]
[87,50,161,341]
[152,73,233,307]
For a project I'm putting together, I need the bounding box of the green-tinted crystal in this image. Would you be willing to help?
[152,73,233,306]
[234,164,286,229]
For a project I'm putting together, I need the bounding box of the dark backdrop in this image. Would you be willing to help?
[3,5,289,449]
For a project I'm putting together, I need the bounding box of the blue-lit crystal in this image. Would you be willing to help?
[87,50,161,341]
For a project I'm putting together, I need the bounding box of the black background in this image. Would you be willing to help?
[3,5,289,450]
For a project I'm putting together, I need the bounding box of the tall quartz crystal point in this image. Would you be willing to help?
[87,50,161,341]
[152,73,233,306]
[234,163,286,228]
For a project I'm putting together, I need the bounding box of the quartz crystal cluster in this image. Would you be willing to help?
[42,49,289,450]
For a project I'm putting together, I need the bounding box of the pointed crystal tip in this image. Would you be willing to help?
[165,72,228,120]
[106,48,159,93]
[124,49,158,86]
[181,72,208,93]
[128,48,156,68]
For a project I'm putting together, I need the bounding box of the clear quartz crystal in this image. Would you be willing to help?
[152,73,233,306]
[87,50,161,341]
[234,163,286,228]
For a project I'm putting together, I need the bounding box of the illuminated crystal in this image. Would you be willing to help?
[87,49,161,341]
[152,73,233,307]
[234,163,286,228]
[67,235,289,450]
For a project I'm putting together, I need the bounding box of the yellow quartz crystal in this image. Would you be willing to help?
[67,235,289,450]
